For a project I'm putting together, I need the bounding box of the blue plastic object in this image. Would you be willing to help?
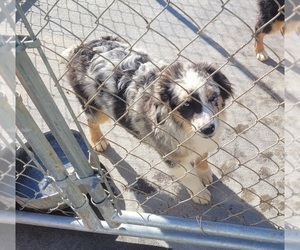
[16,130,89,209]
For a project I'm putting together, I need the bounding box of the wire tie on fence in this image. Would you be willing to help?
[90,192,112,209]
[41,176,55,191]
[20,36,41,49]
[70,193,90,213]
[90,197,106,211]
[50,167,103,195]
[54,175,74,191]
[196,215,207,235]
[41,175,70,205]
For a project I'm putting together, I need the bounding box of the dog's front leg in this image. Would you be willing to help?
[173,160,211,204]
[195,153,213,186]
[255,32,269,61]
[87,119,109,152]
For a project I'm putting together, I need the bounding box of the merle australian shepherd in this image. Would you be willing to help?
[62,36,233,204]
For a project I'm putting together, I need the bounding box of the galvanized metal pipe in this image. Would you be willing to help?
[13,211,283,250]
[16,1,117,217]
[16,42,119,228]
[285,229,300,249]
[0,211,15,225]
[0,92,14,143]
[112,210,284,244]
[0,38,15,93]
[16,94,102,230]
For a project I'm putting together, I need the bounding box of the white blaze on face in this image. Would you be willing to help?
[191,106,219,136]
[180,68,207,91]
[177,66,220,137]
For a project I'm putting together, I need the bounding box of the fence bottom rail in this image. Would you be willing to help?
[2,210,284,250]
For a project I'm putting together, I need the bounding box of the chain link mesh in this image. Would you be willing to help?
[0,2,16,248]
[15,0,288,230]
[285,0,300,231]
[1,0,15,213]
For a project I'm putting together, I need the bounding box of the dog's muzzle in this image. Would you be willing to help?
[192,108,218,138]
[200,123,216,137]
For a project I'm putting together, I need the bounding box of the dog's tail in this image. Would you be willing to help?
[60,44,78,64]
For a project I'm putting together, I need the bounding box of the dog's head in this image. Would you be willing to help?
[156,62,233,138]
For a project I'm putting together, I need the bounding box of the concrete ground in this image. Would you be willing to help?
[14,0,285,249]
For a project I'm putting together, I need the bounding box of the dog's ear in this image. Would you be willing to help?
[154,82,172,125]
[212,71,233,100]
[202,64,233,100]
[155,63,185,125]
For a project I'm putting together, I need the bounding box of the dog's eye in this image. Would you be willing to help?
[208,94,218,102]
[183,102,190,107]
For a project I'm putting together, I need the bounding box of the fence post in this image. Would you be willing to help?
[16,93,103,230]
[16,42,119,228]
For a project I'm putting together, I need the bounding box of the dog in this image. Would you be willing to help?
[255,0,284,61]
[62,36,233,204]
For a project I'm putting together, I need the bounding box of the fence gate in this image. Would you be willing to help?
[2,0,300,249]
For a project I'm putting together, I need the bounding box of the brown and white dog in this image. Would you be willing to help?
[62,36,233,204]
[254,0,284,61]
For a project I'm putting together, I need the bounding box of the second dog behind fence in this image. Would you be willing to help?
[254,0,284,61]
[62,36,233,205]
[254,0,300,61]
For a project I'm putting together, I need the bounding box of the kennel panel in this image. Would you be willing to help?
[0,10,16,246]
[285,2,300,243]
[14,0,288,248]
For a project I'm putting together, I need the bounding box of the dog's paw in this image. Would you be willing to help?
[198,168,213,186]
[93,139,109,152]
[60,45,77,64]
[186,182,211,204]
[256,50,269,61]
[191,188,211,204]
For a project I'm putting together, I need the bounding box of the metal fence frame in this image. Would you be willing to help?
[3,0,300,249]
[12,30,284,249]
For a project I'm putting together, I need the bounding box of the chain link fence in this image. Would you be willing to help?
[2,0,297,248]
[285,1,300,248]
[0,1,16,249]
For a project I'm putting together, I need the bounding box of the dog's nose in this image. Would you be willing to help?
[200,124,215,137]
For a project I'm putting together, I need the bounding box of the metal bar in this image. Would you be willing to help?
[112,211,284,244]
[0,211,15,225]
[0,93,15,212]
[16,93,102,231]
[15,42,119,228]
[285,229,300,248]
[0,36,15,93]
[15,3,36,40]
[0,1,15,30]
[22,34,117,213]
[0,92,14,142]
[13,211,283,250]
